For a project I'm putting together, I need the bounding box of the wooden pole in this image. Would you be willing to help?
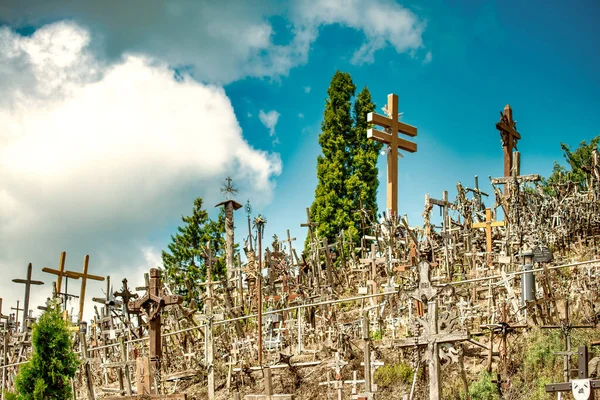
[206,242,215,400]
[428,300,441,400]
[258,229,263,366]
[79,330,96,400]
[362,311,372,393]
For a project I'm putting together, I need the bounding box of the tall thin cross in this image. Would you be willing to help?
[472,208,505,265]
[496,104,521,177]
[283,229,297,267]
[11,301,24,331]
[367,93,418,215]
[68,255,105,324]
[12,263,44,332]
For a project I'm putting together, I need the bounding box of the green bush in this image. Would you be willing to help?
[13,304,79,400]
[374,362,414,388]
[465,371,499,400]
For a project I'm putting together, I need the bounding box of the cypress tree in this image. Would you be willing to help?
[308,72,381,248]
[347,86,381,231]
[309,71,356,244]
[161,197,226,305]
[12,305,79,400]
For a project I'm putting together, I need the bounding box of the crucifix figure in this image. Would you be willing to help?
[12,263,44,332]
[128,268,182,394]
[472,208,505,266]
[367,93,418,215]
[496,104,521,177]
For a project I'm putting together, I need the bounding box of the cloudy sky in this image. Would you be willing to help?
[0,0,598,322]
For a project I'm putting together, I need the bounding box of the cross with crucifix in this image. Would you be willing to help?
[496,104,521,177]
[367,93,418,216]
[472,208,505,266]
[128,268,182,394]
[12,263,44,333]
[426,190,454,278]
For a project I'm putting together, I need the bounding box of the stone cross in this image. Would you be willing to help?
[367,93,418,215]
[472,208,505,266]
[12,263,44,332]
[496,104,521,177]
[128,268,182,394]
[546,345,599,399]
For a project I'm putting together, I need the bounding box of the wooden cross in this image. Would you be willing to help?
[367,93,418,215]
[396,300,469,400]
[472,208,505,265]
[10,301,24,332]
[426,190,453,277]
[114,279,139,318]
[465,175,488,213]
[546,345,599,399]
[283,229,297,267]
[12,263,44,332]
[128,268,182,394]
[496,104,521,177]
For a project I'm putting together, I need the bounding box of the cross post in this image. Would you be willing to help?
[496,104,521,177]
[472,208,505,265]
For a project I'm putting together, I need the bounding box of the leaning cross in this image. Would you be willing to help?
[496,104,521,177]
[12,263,44,332]
[367,93,418,215]
[472,208,505,266]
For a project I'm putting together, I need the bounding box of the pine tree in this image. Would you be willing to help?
[161,197,226,305]
[12,304,79,400]
[309,71,356,244]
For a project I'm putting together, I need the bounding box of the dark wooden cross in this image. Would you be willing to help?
[367,93,418,215]
[542,299,596,383]
[128,268,182,394]
[496,104,521,177]
[465,175,488,213]
[426,190,453,278]
[358,244,386,306]
[546,345,599,399]
[12,263,44,332]
[10,300,24,331]
[114,278,139,321]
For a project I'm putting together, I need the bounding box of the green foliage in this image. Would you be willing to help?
[464,371,499,400]
[374,362,415,388]
[369,329,382,341]
[13,305,79,400]
[542,135,600,195]
[308,71,381,250]
[162,197,226,305]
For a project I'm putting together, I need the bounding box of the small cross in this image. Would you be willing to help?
[472,208,505,265]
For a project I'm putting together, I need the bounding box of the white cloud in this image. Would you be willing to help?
[0,21,282,319]
[259,109,281,137]
[0,0,428,83]
[424,51,432,64]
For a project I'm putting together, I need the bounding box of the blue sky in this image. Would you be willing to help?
[0,0,598,318]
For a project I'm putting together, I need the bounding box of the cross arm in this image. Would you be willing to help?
[66,271,105,281]
[471,222,487,229]
[490,221,505,227]
[12,279,44,285]
[42,267,74,278]
[495,122,521,140]
[367,112,418,137]
[367,128,417,152]
[490,174,541,185]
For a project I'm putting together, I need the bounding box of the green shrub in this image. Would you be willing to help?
[374,362,415,388]
[13,304,79,400]
[465,371,499,400]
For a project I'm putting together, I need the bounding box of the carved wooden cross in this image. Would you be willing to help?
[496,104,521,177]
[128,268,182,394]
[367,93,418,215]
[472,208,505,265]
[12,263,44,332]
[11,300,24,331]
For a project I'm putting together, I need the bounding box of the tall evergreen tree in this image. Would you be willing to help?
[309,71,356,244]
[308,72,382,248]
[347,86,381,232]
[11,304,79,400]
[161,197,226,305]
